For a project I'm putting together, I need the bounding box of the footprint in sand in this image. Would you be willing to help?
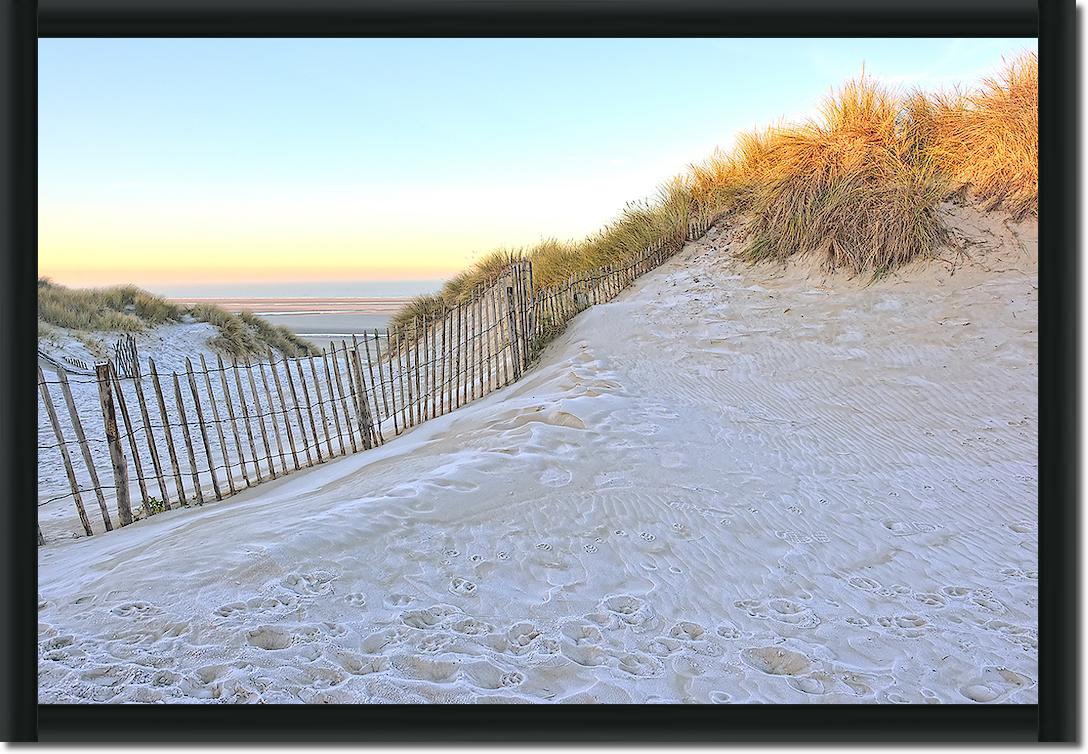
[448,577,478,597]
[598,594,655,628]
[344,592,368,607]
[282,571,336,596]
[789,672,839,696]
[450,617,493,636]
[417,634,454,653]
[503,622,543,655]
[401,607,449,630]
[968,590,1008,615]
[110,601,161,618]
[960,667,1033,703]
[848,576,882,592]
[876,614,928,637]
[594,471,633,490]
[912,592,947,608]
[741,646,811,676]
[328,649,389,676]
[540,467,573,488]
[246,626,295,650]
[669,621,707,641]
[617,652,662,677]
[882,520,940,537]
[735,597,821,629]
[716,624,743,640]
[383,593,415,608]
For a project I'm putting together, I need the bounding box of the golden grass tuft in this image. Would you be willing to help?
[739,76,949,272]
[902,52,1037,219]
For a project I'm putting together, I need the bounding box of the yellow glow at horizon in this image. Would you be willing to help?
[38,146,715,289]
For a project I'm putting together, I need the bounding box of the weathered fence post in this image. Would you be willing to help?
[38,366,93,536]
[172,371,204,505]
[506,284,523,381]
[446,308,456,411]
[307,354,334,458]
[149,359,186,505]
[218,354,252,487]
[247,359,278,477]
[428,313,438,419]
[257,357,288,475]
[321,349,346,456]
[201,354,236,496]
[491,285,508,387]
[349,347,376,450]
[186,358,223,501]
[483,291,494,395]
[294,359,323,463]
[379,329,400,436]
[96,362,133,526]
[232,360,264,481]
[329,345,357,454]
[413,317,423,424]
[107,362,151,515]
[282,358,314,467]
[58,368,113,531]
[358,335,385,445]
[133,360,171,507]
[269,354,302,470]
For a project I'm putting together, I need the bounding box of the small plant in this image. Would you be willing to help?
[144,497,167,515]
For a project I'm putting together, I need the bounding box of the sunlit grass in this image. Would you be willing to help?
[737,76,949,272]
[902,52,1037,219]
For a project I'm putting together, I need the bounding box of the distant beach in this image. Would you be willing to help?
[168,296,411,350]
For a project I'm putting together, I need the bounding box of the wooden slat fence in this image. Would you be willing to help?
[36,214,713,543]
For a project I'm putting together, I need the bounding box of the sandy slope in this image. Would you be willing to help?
[38,207,1038,704]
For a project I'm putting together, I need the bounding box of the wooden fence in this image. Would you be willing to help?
[36,215,713,543]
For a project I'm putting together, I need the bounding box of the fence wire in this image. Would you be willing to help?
[38,217,713,542]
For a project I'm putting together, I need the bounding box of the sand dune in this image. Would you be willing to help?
[37,206,1037,704]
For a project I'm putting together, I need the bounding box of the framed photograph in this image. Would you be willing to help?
[1,0,1074,743]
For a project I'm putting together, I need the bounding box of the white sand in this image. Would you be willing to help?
[37,206,1037,704]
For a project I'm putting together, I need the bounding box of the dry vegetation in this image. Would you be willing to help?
[393,52,1037,328]
[902,53,1038,219]
[37,278,315,358]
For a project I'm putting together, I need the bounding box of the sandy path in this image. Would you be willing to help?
[38,209,1037,704]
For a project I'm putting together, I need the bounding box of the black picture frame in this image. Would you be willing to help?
[2,0,1075,742]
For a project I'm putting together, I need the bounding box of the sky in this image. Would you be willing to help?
[38,38,1035,298]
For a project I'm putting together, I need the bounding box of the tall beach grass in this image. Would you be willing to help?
[392,51,1036,331]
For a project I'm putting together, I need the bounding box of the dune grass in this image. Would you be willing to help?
[390,52,1036,332]
[734,76,950,272]
[37,278,316,358]
[902,52,1037,220]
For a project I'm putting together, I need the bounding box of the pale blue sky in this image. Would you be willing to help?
[38,38,1035,297]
